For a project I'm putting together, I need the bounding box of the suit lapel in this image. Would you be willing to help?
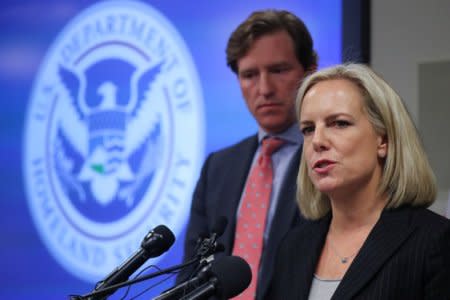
[332,208,416,299]
[218,136,258,255]
[259,148,303,297]
[269,147,303,237]
[265,147,302,250]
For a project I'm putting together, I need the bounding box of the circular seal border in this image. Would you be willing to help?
[23,0,204,282]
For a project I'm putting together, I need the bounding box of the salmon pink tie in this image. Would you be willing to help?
[232,137,285,299]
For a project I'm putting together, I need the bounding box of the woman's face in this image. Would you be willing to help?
[300,79,387,198]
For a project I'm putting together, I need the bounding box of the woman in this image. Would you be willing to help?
[267,64,450,299]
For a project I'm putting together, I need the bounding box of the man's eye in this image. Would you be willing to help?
[240,72,256,79]
[271,67,289,74]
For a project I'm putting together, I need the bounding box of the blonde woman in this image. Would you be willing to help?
[268,64,450,299]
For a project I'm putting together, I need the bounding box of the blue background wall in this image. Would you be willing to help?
[0,1,341,299]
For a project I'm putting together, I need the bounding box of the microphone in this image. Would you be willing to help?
[196,216,228,259]
[152,262,213,300]
[179,256,252,300]
[93,225,175,298]
[155,217,228,300]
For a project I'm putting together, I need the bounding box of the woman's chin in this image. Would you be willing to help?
[313,181,339,195]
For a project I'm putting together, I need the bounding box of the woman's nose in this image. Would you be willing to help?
[311,126,329,152]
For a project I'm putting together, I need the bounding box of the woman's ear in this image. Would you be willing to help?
[377,134,388,158]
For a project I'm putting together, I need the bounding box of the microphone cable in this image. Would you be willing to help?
[119,264,164,300]
[127,269,176,300]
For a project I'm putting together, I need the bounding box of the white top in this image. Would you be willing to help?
[308,275,341,300]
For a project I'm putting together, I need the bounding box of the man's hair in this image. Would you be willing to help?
[226,9,317,74]
[295,63,437,220]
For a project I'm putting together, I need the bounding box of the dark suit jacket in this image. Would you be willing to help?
[180,134,303,299]
[267,206,450,299]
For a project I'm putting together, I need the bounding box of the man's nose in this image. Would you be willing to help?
[258,73,275,97]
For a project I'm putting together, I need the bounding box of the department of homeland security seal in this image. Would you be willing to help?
[23,1,204,282]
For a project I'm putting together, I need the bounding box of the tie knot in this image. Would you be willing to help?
[261,137,285,157]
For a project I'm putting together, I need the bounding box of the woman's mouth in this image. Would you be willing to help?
[313,159,336,174]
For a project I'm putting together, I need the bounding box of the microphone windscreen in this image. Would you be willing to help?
[212,216,228,237]
[142,225,175,255]
[154,225,176,247]
[211,256,252,298]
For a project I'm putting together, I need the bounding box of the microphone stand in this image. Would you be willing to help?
[70,258,199,300]
[71,218,227,300]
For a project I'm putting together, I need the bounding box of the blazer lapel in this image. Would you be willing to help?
[332,208,416,299]
[297,215,331,300]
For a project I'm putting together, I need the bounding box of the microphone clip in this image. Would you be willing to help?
[196,235,221,259]
[195,217,228,260]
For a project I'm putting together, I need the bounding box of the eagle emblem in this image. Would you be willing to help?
[56,58,164,221]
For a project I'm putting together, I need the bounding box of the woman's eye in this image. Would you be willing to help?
[301,126,314,135]
[334,120,350,128]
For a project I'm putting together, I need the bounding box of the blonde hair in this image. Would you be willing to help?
[296,63,437,220]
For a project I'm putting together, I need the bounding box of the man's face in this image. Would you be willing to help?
[237,30,307,134]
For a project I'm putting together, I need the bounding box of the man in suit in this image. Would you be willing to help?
[179,10,317,299]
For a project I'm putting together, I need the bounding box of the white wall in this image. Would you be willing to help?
[371,0,450,215]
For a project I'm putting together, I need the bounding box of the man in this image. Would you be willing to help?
[180,10,317,299]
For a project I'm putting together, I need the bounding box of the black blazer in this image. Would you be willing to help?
[267,206,450,299]
[180,134,303,299]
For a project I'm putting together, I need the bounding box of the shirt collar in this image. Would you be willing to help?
[257,123,303,145]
